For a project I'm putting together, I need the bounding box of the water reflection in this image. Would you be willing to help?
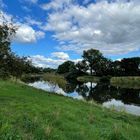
[28,80,140,116]
[103,99,140,116]
[29,81,83,100]
[76,83,140,106]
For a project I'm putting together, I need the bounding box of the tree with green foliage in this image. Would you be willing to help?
[82,49,111,76]
[57,61,75,74]
[75,60,89,73]
[121,57,140,76]
[82,49,103,75]
[0,14,17,78]
[0,13,42,79]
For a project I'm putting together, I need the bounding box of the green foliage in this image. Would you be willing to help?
[75,60,88,73]
[121,57,140,76]
[0,16,16,79]
[0,15,43,79]
[42,68,56,73]
[100,76,111,83]
[82,49,103,75]
[57,61,75,74]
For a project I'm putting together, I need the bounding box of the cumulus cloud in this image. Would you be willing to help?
[0,11,45,43]
[51,52,69,60]
[41,0,140,55]
[15,25,45,43]
[15,25,36,43]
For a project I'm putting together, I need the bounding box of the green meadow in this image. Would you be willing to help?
[0,80,140,140]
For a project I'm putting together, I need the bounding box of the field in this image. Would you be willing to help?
[0,80,140,140]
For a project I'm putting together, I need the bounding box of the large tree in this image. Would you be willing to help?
[57,61,75,74]
[0,14,17,78]
[82,49,105,75]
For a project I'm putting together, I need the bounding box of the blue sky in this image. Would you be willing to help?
[0,0,140,68]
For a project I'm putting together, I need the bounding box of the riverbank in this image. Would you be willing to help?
[77,76,100,83]
[77,76,140,89]
[111,76,140,89]
[0,80,140,140]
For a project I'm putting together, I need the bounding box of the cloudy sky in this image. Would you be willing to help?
[0,0,140,68]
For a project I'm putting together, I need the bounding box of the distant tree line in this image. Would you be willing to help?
[57,49,140,80]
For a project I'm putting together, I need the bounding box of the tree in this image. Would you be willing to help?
[75,60,89,73]
[121,57,140,76]
[0,14,17,78]
[57,61,75,74]
[82,49,104,75]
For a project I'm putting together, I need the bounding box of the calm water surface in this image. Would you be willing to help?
[28,80,140,116]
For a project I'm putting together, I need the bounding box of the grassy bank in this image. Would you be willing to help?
[111,76,140,89]
[77,76,100,83]
[43,73,67,89]
[0,81,140,140]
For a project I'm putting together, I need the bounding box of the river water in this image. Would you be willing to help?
[28,80,140,116]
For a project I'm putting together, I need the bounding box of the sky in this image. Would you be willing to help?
[0,0,140,68]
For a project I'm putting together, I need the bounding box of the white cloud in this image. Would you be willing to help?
[41,0,140,55]
[24,16,42,27]
[29,55,66,68]
[0,11,45,43]
[15,25,45,43]
[15,25,36,43]
[51,52,69,60]
[29,54,82,68]
[36,31,45,40]
[40,0,73,11]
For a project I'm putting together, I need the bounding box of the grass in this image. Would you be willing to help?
[43,73,67,89]
[111,76,140,89]
[0,80,140,140]
[77,76,100,83]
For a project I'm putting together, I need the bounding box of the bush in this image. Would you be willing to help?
[100,76,111,83]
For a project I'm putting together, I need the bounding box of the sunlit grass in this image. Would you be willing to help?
[0,80,140,140]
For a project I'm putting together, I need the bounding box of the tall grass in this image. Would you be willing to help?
[111,76,140,89]
[77,76,100,83]
[43,73,67,89]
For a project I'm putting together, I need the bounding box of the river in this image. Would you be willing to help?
[28,79,140,116]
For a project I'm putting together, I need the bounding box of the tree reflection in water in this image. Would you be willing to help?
[72,81,140,106]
